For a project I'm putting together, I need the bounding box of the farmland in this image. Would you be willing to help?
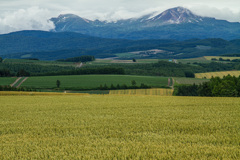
[109,88,173,96]
[174,77,210,85]
[195,71,240,79]
[3,59,76,67]
[20,75,169,90]
[204,56,240,61]
[0,77,17,86]
[0,95,239,159]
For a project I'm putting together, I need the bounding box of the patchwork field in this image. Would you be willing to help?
[195,71,240,79]
[0,95,239,159]
[21,75,169,89]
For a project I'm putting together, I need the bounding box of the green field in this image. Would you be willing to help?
[0,95,239,159]
[3,59,75,67]
[86,58,160,65]
[174,77,210,85]
[21,75,169,89]
[177,57,211,64]
[0,77,17,86]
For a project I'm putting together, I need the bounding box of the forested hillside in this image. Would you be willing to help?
[2,31,240,60]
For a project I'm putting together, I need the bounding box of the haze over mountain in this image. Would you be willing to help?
[50,7,240,40]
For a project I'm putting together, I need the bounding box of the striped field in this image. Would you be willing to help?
[195,71,240,79]
[109,88,173,96]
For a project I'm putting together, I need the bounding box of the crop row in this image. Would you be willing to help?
[109,88,173,96]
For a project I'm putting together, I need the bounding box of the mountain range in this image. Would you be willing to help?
[50,7,240,40]
[1,7,240,60]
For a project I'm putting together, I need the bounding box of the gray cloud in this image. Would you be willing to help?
[0,0,240,34]
[0,7,55,34]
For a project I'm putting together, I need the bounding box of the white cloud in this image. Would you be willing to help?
[189,6,240,22]
[0,7,55,34]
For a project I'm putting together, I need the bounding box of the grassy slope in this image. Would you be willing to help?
[0,77,18,86]
[0,95,239,159]
[21,75,169,89]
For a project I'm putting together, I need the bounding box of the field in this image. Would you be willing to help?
[86,58,160,65]
[3,59,75,67]
[109,88,173,96]
[0,95,239,159]
[174,77,210,85]
[195,71,240,79]
[177,57,211,64]
[0,77,17,86]
[204,56,240,61]
[21,75,169,89]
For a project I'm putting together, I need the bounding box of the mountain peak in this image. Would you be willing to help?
[148,6,201,24]
[51,14,92,25]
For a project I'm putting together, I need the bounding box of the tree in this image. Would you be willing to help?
[131,80,136,86]
[0,57,2,63]
[56,80,61,88]
[132,58,136,62]
[17,69,30,77]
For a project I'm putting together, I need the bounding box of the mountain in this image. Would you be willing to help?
[50,7,240,40]
[144,7,202,24]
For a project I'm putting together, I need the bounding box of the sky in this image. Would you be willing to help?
[0,0,240,34]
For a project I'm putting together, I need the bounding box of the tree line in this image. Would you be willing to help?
[57,55,95,62]
[0,85,35,91]
[1,60,240,78]
[174,75,240,97]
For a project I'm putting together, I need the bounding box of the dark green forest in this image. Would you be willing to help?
[1,60,240,77]
[57,55,95,62]
[174,75,240,97]
[2,31,240,60]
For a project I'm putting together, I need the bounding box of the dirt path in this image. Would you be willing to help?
[171,77,175,91]
[10,77,22,87]
[75,62,83,68]
[16,77,28,88]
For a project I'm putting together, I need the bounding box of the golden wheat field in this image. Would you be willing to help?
[0,94,240,159]
[109,88,173,96]
[195,70,240,79]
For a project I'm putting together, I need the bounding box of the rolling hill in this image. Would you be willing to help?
[1,30,240,60]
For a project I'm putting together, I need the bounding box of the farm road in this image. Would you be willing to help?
[16,77,28,88]
[10,77,22,87]
[11,77,28,88]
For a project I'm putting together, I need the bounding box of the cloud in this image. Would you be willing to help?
[190,5,240,22]
[0,7,55,34]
